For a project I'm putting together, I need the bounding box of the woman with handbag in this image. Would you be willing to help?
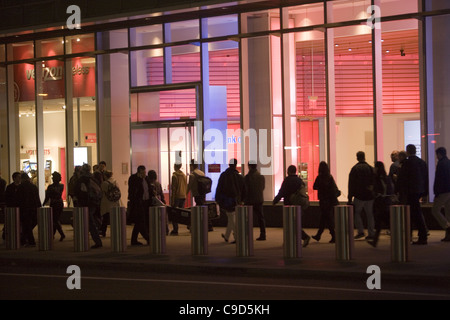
[312,161,338,243]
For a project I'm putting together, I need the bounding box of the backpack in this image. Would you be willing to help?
[289,185,310,210]
[88,178,103,205]
[194,173,212,196]
[106,181,121,202]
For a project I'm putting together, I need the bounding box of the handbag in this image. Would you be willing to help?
[289,185,310,209]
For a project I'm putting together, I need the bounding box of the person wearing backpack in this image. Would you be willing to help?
[74,163,103,249]
[100,170,121,237]
[187,160,213,231]
[216,158,246,244]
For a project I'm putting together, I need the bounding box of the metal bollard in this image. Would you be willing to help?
[283,206,302,258]
[191,206,208,255]
[73,207,90,252]
[37,207,54,251]
[334,205,354,261]
[236,206,253,257]
[149,206,167,254]
[5,207,20,250]
[390,205,411,262]
[110,206,127,252]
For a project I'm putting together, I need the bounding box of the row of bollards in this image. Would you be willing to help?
[2,205,411,262]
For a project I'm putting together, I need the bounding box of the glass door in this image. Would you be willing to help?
[131,121,197,207]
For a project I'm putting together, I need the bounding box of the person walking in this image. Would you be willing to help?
[348,151,376,240]
[367,161,395,247]
[128,165,151,245]
[74,163,103,249]
[397,144,429,245]
[170,163,187,235]
[244,161,266,241]
[273,165,311,247]
[187,160,213,231]
[100,170,121,237]
[312,161,338,243]
[216,158,245,244]
[17,172,41,247]
[43,171,66,241]
[431,147,450,242]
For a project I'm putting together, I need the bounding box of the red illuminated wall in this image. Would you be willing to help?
[13,42,95,102]
[296,52,420,116]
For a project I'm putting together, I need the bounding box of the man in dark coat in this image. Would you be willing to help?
[244,162,266,240]
[74,163,103,249]
[397,144,429,244]
[348,151,375,240]
[127,165,151,245]
[2,172,21,240]
[215,159,245,244]
[17,172,41,247]
[431,147,450,241]
[273,165,311,247]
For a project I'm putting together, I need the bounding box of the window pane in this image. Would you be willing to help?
[65,34,95,54]
[167,45,201,84]
[167,19,199,42]
[10,41,34,61]
[97,29,128,50]
[131,88,197,122]
[36,38,64,58]
[327,0,371,23]
[381,20,420,167]
[0,44,4,62]
[130,49,164,87]
[333,25,374,196]
[130,24,163,47]
[285,2,324,27]
[380,0,418,16]
[203,15,238,38]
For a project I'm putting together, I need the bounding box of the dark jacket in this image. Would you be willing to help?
[348,161,375,201]
[128,173,152,204]
[0,177,6,204]
[75,173,102,207]
[44,183,64,207]
[149,179,165,204]
[215,167,245,211]
[17,180,42,211]
[273,174,305,205]
[244,168,265,205]
[313,174,339,206]
[434,155,450,197]
[5,183,20,207]
[398,155,429,197]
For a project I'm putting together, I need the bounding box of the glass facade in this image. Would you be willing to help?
[0,0,448,205]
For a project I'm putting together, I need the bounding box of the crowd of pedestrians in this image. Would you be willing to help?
[1,143,449,249]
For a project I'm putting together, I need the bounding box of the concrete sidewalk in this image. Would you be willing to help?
[1,224,450,283]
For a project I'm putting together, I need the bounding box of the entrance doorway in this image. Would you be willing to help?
[131,120,198,207]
